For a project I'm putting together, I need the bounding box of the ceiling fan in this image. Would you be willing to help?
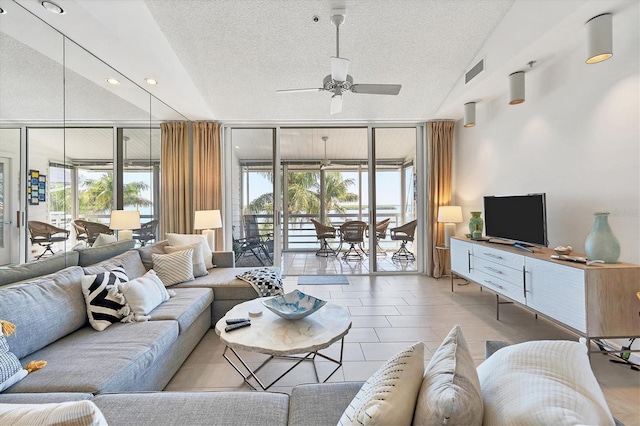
[276,9,402,115]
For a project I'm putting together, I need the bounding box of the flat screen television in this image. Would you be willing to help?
[483,193,548,247]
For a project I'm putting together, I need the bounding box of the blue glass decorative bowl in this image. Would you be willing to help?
[262,289,327,320]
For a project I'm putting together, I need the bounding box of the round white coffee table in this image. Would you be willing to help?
[215,297,352,391]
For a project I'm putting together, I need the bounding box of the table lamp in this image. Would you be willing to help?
[437,206,463,248]
[194,210,222,251]
[109,210,141,241]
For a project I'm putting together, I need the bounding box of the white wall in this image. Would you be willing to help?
[453,7,639,264]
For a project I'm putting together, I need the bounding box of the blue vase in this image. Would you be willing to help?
[584,212,620,264]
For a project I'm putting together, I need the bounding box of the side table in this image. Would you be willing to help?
[435,245,469,291]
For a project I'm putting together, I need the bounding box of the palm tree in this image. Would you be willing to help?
[248,171,357,220]
[78,173,151,215]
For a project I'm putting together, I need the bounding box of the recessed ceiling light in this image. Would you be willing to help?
[41,1,64,14]
[106,78,120,85]
[144,78,158,85]
[234,146,240,149]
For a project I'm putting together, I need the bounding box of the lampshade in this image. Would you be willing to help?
[586,13,613,64]
[509,71,525,105]
[438,206,462,248]
[109,210,140,241]
[193,210,222,230]
[463,102,476,128]
[437,206,463,223]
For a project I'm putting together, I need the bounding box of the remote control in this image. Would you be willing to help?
[226,318,251,325]
[225,321,251,332]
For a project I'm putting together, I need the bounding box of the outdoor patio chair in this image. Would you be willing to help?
[236,214,273,265]
[27,221,70,260]
[390,219,418,261]
[72,219,113,246]
[366,218,391,256]
[311,219,338,257]
[339,220,367,261]
[133,219,158,246]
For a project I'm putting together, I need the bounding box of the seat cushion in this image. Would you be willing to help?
[93,391,289,426]
[289,382,364,426]
[5,321,178,394]
[146,288,213,333]
[172,267,257,301]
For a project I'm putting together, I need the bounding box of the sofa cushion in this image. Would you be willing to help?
[93,391,289,426]
[136,240,168,271]
[289,382,364,426]
[0,393,94,404]
[118,270,172,317]
[146,287,213,333]
[0,266,87,360]
[152,249,195,286]
[0,400,107,425]
[339,341,424,426]
[476,339,615,426]
[173,267,256,300]
[165,243,208,277]
[413,325,483,426]
[4,320,179,394]
[0,251,79,287]
[81,267,130,331]
[83,250,147,280]
[166,233,213,269]
[76,240,135,267]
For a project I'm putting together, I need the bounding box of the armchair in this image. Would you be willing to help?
[366,218,391,256]
[311,219,337,257]
[390,219,417,261]
[339,220,367,261]
[234,214,273,266]
[72,219,113,246]
[27,221,70,259]
[133,219,159,247]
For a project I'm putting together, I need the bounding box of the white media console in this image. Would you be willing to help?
[450,236,640,353]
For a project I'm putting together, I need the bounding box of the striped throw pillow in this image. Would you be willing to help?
[81,266,131,331]
[152,248,194,286]
[0,400,107,426]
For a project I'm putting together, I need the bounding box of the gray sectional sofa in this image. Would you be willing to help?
[0,239,264,396]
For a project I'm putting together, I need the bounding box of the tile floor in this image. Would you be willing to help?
[166,274,640,426]
[281,250,419,275]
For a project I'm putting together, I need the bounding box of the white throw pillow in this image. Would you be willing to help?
[413,325,483,426]
[152,249,195,286]
[476,339,615,426]
[166,233,213,269]
[0,400,107,426]
[92,233,117,247]
[338,342,424,426]
[118,269,173,317]
[165,243,208,278]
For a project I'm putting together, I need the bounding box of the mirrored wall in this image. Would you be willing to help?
[0,0,185,265]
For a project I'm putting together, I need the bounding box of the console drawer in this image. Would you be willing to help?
[473,256,523,286]
[473,245,524,269]
[473,270,525,304]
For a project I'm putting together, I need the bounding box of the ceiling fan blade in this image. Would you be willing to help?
[331,57,350,82]
[351,84,402,95]
[276,88,324,93]
[330,94,343,115]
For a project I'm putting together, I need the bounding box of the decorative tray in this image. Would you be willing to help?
[262,289,327,320]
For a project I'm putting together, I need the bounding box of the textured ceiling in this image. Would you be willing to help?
[1,0,634,125]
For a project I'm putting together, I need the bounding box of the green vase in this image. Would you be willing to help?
[584,212,620,263]
[468,212,483,235]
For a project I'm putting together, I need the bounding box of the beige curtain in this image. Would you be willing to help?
[193,122,223,249]
[160,122,191,235]
[427,121,455,278]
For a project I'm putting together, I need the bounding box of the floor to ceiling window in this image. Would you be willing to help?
[226,125,422,275]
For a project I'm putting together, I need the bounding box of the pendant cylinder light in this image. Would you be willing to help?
[463,102,476,127]
[586,13,613,64]
[509,71,525,105]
